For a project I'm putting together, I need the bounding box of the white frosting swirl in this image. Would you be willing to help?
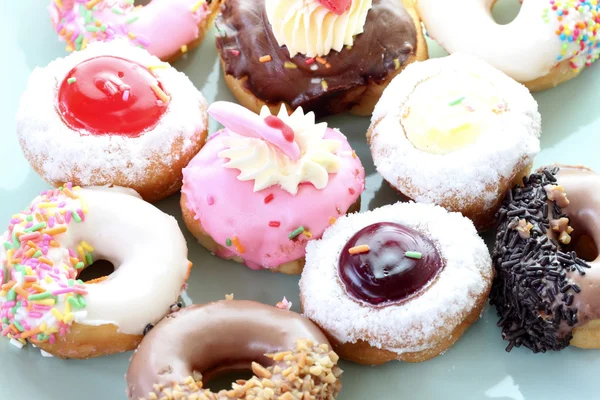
[265,0,373,57]
[218,106,341,195]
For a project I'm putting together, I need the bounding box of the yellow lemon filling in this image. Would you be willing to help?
[402,73,507,155]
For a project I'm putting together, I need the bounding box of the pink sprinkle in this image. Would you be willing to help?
[48,217,55,228]
[19,232,41,242]
[230,49,240,56]
[1,327,10,336]
[51,288,75,296]
[21,321,31,330]
[33,304,51,311]
[65,212,72,224]
[207,196,214,205]
[49,334,56,344]
[10,218,20,224]
[55,213,64,224]
[66,182,72,189]
[2,301,16,309]
[77,209,85,221]
[123,90,130,101]
[28,312,43,318]
[68,249,76,258]
[24,276,37,282]
[73,288,88,295]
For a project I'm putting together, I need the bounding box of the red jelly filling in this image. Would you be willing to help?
[57,56,167,137]
[338,222,444,306]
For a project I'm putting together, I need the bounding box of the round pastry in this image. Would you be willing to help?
[181,101,365,274]
[491,165,600,352]
[16,40,208,203]
[300,202,493,364]
[215,0,428,118]
[126,300,343,400]
[49,0,222,62]
[367,53,541,231]
[0,184,190,359]
[416,0,600,91]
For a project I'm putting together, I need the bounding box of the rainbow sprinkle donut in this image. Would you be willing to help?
[417,0,600,90]
[49,0,222,61]
[0,184,190,359]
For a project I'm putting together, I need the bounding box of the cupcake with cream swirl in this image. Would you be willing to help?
[215,0,428,117]
[181,102,365,274]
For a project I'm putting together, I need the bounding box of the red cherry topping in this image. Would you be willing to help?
[339,222,444,306]
[264,115,295,142]
[317,0,352,15]
[57,56,167,137]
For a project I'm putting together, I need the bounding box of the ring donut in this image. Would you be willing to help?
[416,0,600,91]
[0,184,190,359]
[126,300,343,399]
[49,0,222,62]
[492,165,600,352]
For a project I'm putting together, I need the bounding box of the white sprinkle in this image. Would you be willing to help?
[40,350,54,357]
[9,338,24,349]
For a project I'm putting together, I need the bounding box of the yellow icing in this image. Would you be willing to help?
[402,73,506,155]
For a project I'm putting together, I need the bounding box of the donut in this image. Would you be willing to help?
[0,184,190,359]
[49,0,222,62]
[416,0,600,91]
[214,0,428,118]
[491,165,600,352]
[126,300,343,399]
[368,53,541,231]
[181,102,364,274]
[16,40,208,203]
[300,202,493,364]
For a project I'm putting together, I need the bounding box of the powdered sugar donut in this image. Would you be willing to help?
[181,102,365,274]
[300,202,493,364]
[17,40,208,202]
[368,53,541,231]
[417,0,600,91]
[49,0,222,62]
[0,184,190,359]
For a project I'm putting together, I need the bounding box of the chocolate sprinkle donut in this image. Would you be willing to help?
[490,167,590,353]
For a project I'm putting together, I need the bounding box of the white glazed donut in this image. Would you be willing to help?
[0,184,190,359]
[17,40,208,202]
[368,53,541,230]
[416,0,600,90]
[299,202,493,364]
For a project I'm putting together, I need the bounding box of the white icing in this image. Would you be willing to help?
[416,0,598,82]
[219,106,341,195]
[370,53,541,211]
[16,39,208,187]
[265,0,373,57]
[300,202,493,354]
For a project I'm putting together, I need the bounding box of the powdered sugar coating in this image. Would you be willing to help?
[370,53,541,211]
[16,40,207,187]
[300,202,492,354]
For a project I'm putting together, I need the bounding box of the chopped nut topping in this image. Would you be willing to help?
[550,217,574,244]
[544,184,570,208]
[514,219,534,239]
[144,340,342,400]
[224,293,234,301]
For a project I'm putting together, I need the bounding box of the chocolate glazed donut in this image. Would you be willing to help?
[215,0,427,118]
[126,300,343,399]
[491,165,600,352]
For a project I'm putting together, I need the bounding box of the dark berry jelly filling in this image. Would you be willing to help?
[338,222,444,305]
[57,56,167,137]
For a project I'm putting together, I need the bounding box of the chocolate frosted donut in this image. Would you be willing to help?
[491,165,600,352]
[215,0,427,117]
[126,300,343,399]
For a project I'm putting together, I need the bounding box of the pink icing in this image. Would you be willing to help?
[181,128,365,270]
[49,0,211,60]
[208,102,300,160]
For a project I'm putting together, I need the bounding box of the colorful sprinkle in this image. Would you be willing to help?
[449,96,465,106]
[405,251,423,260]
[225,238,232,247]
[348,245,370,255]
[181,45,188,53]
[0,185,90,345]
[268,221,281,227]
[264,193,274,204]
[67,77,77,84]
[288,226,305,240]
[232,236,245,254]
[284,61,298,69]
[259,55,272,63]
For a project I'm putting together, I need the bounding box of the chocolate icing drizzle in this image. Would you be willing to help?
[215,0,417,117]
[491,167,590,353]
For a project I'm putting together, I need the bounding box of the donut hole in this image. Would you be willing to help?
[202,369,255,392]
[491,0,521,25]
[78,259,115,283]
[569,232,599,262]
